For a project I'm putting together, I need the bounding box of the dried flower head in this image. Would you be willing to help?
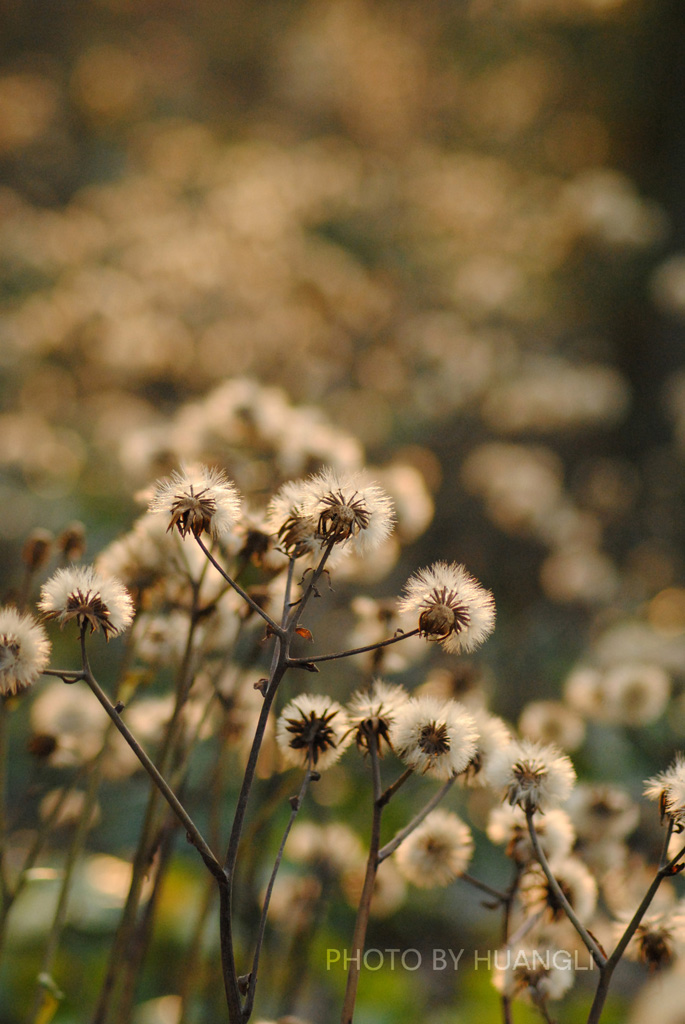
[303,468,395,553]
[39,566,134,640]
[620,908,685,971]
[520,856,598,923]
[56,521,87,561]
[645,755,685,830]
[395,809,474,887]
[96,513,204,600]
[398,562,495,653]
[488,738,576,813]
[568,784,640,843]
[149,464,241,540]
[601,662,671,726]
[519,700,586,752]
[287,821,365,876]
[389,696,479,780]
[346,679,409,753]
[492,944,575,1004]
[462,709,512,786]
[276,694,352,771]
[21,529,53,571]
[0,607,50,694]
[267,478,320,558]
[31,680,107,765]
[487,805,575,865]
[342,856,407,918]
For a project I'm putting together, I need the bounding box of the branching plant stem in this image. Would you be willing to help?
[585,820,685,1024]
[341,728,383,1024]
[525,808,605,967]
[243,765,314,1019]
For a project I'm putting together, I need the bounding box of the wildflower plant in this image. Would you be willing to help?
[1,450,685,1024]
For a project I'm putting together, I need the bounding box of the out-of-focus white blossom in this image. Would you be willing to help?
[395,809,474,887]
[0,606,50,694]
[488,738,576,812]
[492,943,575,1004]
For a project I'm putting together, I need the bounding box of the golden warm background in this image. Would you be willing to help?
[2,1,685,1022]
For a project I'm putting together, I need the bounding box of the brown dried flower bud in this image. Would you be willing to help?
[22,530,54,572]
[56,521,87,561]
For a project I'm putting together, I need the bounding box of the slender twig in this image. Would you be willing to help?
[243,766,314,1019]
[499,865,521,1024]
[177,877,217,1023]
[195,536,285,638]
[525,808,605,968]
[0,700,10,909]
[114,815,178,1024]
[284,540,337,630]
[42,669,85,682]
[461,872,508,903]
[378,775,458,862]
[287,628,421,667]
[378,768,413,807]
[585,820,680,1024]
[78,634,223,882]
[219,556,301,1022]
[341,728,383,1024]
[28,732,103,1023]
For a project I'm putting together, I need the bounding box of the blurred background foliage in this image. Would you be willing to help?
[1,0,685,1022]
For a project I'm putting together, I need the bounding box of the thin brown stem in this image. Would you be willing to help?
[586,820,678,1024]
[243,766,314,1019]
[287,628,421,667]
[378,774,457,863]
[341,728,383,1024]
[195,536,284,638]
[80,658,222,880]
[526,807,605,968]
[0,699,10,911]
[284,540,336,630]
[460,872,508,903]
[378,768,413,807]
[29,736,103,1023]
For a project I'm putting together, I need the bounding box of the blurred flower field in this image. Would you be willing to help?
[1,1,685,1023]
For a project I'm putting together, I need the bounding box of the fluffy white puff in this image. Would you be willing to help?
[300,468,395,554]
[398,561,495,654]
[389,696,478,780]
[395,809,474,887]
[39,566,134,640]
[149,464,241,540]
[276,694,352,771]
[0,606,50,694]
[488,738,576,812]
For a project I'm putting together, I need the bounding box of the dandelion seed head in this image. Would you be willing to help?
[149,464,241,540]
[0,606,50,694]
[520,856,597,923]
[398,562,495,653]
[395,809,474,888]
[276,694,352,771]
[347,679,409,753]
[389,696,479,779]
[39,566,134,640]
[302,468,395,554]
[487,805,575,864]
[488,738,576,812]
[492,944,575,1003]
[645,755,685,829]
